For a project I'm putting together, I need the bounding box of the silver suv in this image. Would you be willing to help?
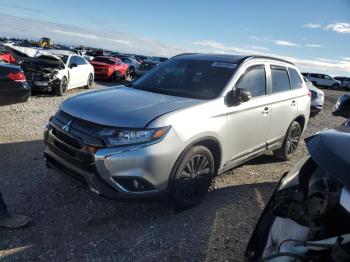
[44,54,311,208]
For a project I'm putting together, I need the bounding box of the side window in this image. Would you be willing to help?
[324,75,332,80]
[288,68,303,89]
[68,56,77,67]
[271,66,291,93]
[236,66,266,97]
[76,56,87,65]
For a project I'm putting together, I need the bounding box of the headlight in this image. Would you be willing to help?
[96,126,171,147]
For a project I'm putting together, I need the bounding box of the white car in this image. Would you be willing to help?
[9,46,94,96]
[304,77,324,115]
[303,72,341,90]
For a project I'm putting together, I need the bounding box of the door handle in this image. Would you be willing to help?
[262,107,269,115]
[291,100,296,106]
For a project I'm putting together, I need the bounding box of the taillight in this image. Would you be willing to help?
[7,72,26,82]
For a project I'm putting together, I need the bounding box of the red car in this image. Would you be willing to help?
[0,52,16,64]
[90,56,128,81]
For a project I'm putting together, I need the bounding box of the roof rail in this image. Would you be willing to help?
[169,53,199,59]
[243,55,295,65]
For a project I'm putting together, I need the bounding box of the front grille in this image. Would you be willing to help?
[52,127,82,149]
[310,90,317,99]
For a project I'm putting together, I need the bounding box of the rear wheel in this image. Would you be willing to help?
[332,84,340,90]
[170,146,215,209]
[273,121,301,161]
[53,77,67,96]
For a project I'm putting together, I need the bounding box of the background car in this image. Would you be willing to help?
[303,72,341,90]
[304,77,324,116]
[134,60,161,79]
[112,55,140,75]
[90,56,128,81]
[334,76,350,90]
[19,48,94,96]
[0,63,30,105]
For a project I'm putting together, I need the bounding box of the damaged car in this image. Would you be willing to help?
[8,46,94,96]
[245,101,350,261]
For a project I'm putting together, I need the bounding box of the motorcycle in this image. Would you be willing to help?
[244,94,350,262]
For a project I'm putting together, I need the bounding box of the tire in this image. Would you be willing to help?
[332,84,340,90]
[85,73,93,89]
[112,71,121,82]
[273,121,301,161]
[53,77,67,96]
[169,146,215,209]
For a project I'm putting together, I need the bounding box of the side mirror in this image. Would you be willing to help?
[225,88,252,106]
[69,63,77,69]
[333,94,350,119]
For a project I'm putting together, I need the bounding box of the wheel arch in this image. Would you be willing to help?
[293,115,306,132]
[168,136,222,186]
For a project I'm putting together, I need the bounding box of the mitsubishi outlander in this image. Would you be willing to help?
[44,54,311,208]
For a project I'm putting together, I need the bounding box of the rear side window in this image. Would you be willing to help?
[271,66,291,93]
[76,56,87,65]
[288,68,303,89]
[236,66,266,97]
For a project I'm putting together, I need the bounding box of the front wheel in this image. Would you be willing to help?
[273,121,301,161]
[52,77,67,96]
[170,146,215,209]
[85,73,93,89]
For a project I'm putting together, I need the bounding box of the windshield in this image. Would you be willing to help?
[133,59,236,99]
[92,57,115,64]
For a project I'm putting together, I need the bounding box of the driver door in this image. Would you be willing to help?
[224,64,271,163]
[67,56,79,88]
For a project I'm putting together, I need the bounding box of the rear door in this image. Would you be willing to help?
[266,65,298,147]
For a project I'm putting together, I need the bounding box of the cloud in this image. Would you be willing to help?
[304,44,322,48]
[0,14,349,75]
[0,3,43,13]
[192,40,350,75]
[274,40,298,47]
[303,23,321,29]
[244,45,269,51]
[325,22,350,34]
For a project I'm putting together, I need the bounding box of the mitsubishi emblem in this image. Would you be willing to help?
[62,120,72,132]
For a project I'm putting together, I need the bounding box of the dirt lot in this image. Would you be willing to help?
[0,85,346,262]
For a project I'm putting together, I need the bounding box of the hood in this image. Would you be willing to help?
[60,86,203,128]
[305,126,350,188]
[6,46,64,67]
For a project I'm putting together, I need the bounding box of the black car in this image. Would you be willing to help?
[134,60,161,79]
[0,63,31,106]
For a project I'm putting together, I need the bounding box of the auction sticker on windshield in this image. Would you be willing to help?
[212,62,237,69]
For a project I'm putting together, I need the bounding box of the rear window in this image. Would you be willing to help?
[288,68,303,89]
[92,57,115,64]
[271,66,291,93]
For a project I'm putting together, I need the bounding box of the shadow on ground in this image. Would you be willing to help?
[0,140,275,262]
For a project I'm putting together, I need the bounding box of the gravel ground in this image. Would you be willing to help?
[0,85,347,262]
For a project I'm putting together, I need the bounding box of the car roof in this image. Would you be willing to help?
[46,49,76,56]
[172,53,295,65]
[0,63,21,70]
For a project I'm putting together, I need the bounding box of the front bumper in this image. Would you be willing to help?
[44,120,184,198]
